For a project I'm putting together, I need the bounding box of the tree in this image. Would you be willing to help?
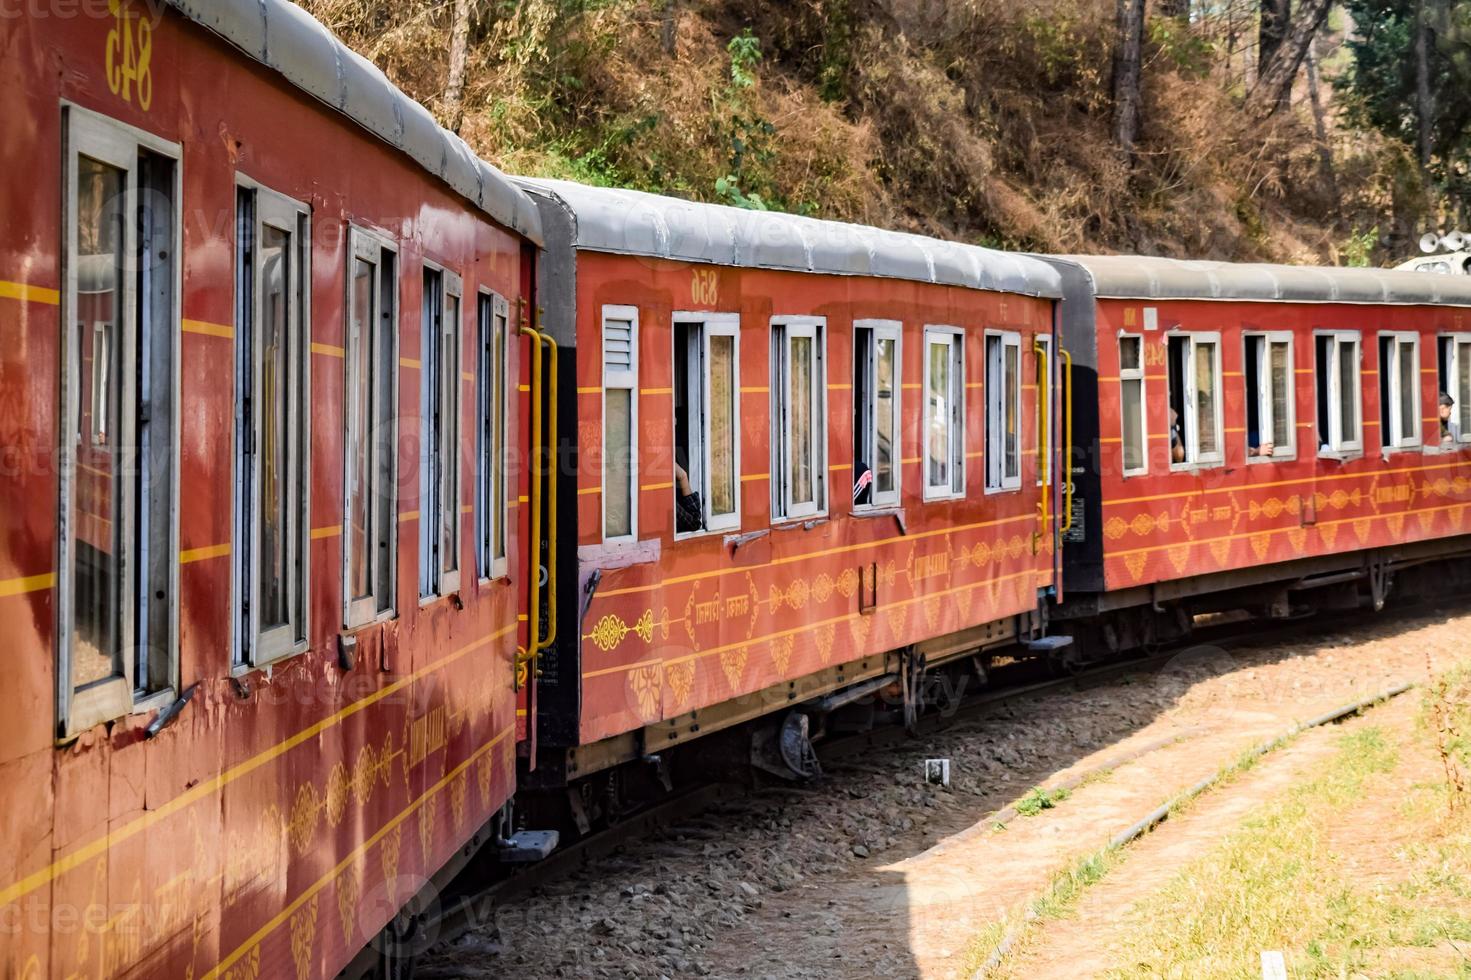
[1112,0,1146,163]
[1259,0,1291,76]
[442,0,473,134]
[1338,0,1471,201]
[1249,0,1332,117]
[1159,0,1190,20]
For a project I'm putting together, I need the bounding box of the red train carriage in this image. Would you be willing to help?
[0,2,544,977]
[1049,256,1471,654]
[513,179,1067,803]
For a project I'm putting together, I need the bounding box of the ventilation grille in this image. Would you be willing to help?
[604,319,634,372]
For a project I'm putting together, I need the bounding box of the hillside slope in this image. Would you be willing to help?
[301,0,1421,263]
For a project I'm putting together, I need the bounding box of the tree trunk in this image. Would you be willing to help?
[1259,0,1290,81]
[1112,0,1146,164]
[1305,42,1338,202]
[1248,0,1331,117]
[1415,0,1435,171]
[662,0,677,55]
[443,0,473,134]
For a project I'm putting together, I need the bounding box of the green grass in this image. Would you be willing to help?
[1015,785,1072,817]
[1104,726,1471,979]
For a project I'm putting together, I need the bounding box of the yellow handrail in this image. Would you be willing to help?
[1033,342,1050,555]
[537,319,558,652]
[1060,348,1075,535]
[515,318,543,686]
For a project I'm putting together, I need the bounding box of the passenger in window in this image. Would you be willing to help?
[674,461,704,533]
[1247,431,1275,458]
[1441,392,1461,446]
[852,461,873,507]
[1169,408,1187,464]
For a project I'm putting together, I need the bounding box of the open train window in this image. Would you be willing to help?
[853,320,901,509]
[344,228,399,627]
[59,107,181,736]
[985,331,1023,492]
[1438,334,1471,447]
[672,313,740,535]
[1243,332,1295,461]
[1377,332,1421,451]
[476,290,511,577]
[602,305,639,542]
[923,326,966,500]
[1118,335,1147,476]
[234,179,311,671]
[771,317,828,521]
[1314,331,1363,456]
[1165,332,1223,469]
[420,265,463,598]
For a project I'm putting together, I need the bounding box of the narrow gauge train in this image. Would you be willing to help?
[1047,257,1471,658]
[0,2,545,978]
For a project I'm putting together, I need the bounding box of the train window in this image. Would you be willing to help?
[1165,333,1224,469]
[602,305,639,541]
[771,317,828,521]
[420,266,463,598]
[1243,332,1296,461]
[1438,335,1471,446]
[344,229,399,627]
[672,313,741,535]
[234,180,311,669]
[1377,333,1422,450]
[985,331,1023,492]
[59,108,181,735]
[1314,332,1363,455]
[853,320,902,508]
[1119,335,1147,476]
[1035,335,1052,487]
[477,290,510,576]
[923,326,966,500]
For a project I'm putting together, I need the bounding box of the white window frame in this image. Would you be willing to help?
[1243,331,1297,462]
[1035,334,1052,488]
[1167,331,1225,471]
[985,329,1023,492]
[602,304,640,543]
[673,312,742,537]
[477,289,511,578]
[1440,333,1471,446]
[771,316,829,522]
[922,325,967,501]
[234,176,312,670]
[1315,330,1364,456]
[1379,331,1423,451]
[58,105,183,736]
[419,264,463,599]
[853,319,902,509]
[343,227,399,628]
[1118,333,1148,477]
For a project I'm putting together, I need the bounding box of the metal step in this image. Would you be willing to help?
[1022,635,1074,653]
[499,830,559,863]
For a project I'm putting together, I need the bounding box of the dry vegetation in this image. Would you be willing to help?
[300,0,1428,263]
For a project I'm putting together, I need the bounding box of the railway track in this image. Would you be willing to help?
[417,597,1459,963]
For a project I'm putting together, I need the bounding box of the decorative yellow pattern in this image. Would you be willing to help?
[954,584,974,623]
[1287,528,1308,552]
[1352,518,1372,545]
[418,794,438,864]
[1386,513,1406,537]
[666,660,696,711]
[628,663,663,722]
[1123,551,1148,583]
[720,648,748,692]
[1166,544,1192,575]
[324,764,349,828]
[288,895,319,980]
[585,612,656,647]
[813,573,834,603]
[222,946,261,980]
[785,578,810,609]
[815,622,836,665]
[1207,539,1231,567]
[886,604,909,642]
[922,595,942,632]
[477,752,493,807]
[287,783,320,855]
[1416,509,1437,534]
[450,771,468,831]
[1319,523,1340,549]
[837,567,858,598]
[771,634,794,675]
[1249,533,1270,561]
[847,614,872,648]
[335,863,361,947]
[380,825,402,905]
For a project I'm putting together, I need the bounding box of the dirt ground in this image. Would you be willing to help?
[422,600,1471,980]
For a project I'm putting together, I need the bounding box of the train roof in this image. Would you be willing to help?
[517,178,1064,300]
[167,0,543,246]
[1052,254,1471,307]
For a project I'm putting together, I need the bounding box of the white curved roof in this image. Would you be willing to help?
[1057,254,1471,307]
[167,0,542,245]
[518,178,1063,299]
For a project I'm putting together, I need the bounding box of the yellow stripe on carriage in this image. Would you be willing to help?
[0,281,59,305]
